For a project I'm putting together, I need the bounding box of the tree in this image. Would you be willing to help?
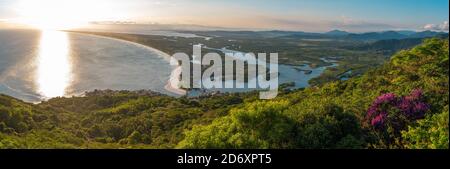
[402,106,449,149]
[128,131,142,144]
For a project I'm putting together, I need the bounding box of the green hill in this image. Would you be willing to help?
[1,38,448,149]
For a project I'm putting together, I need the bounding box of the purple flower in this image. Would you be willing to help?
[374,93,397,105]
[397,97,413,115]
[414,102,429,112]
[412,102,429,119]
[409,89,424,101]
[366,93,398,119]
[367,106,377,117]
[396,90,429,119]
[366,89,429,129]
[371,112,387,128]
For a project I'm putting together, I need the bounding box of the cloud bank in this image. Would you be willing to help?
[424,21,449,31]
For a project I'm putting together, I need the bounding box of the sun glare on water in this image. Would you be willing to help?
[12,0,125,98]
[36,30,72,98]
[14,0,119,30]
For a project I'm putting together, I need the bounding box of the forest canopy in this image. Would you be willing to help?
[1,38,449,149]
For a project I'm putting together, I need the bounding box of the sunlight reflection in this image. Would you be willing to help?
[36,30,72,98]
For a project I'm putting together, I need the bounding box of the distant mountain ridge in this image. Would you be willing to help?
[188,29,448,41]
[344,30,447,41]
[85,22,448,41]
[325,30,350,36]
[0,39,448,149]
[395,30,418,36]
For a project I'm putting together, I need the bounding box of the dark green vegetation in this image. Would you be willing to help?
[70,30,447,86]
[0,90,258,148]
[1,38,448,149]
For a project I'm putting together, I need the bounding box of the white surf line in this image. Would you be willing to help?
[69,31,187,96]
[69,32,173,61]
[165,66,187,95]
[0,82,41,100]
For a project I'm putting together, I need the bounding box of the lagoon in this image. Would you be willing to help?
[0,29,336,102]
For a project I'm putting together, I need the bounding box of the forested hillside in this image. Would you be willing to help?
[0,38,448,149]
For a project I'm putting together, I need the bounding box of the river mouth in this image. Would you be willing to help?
[183,46,338,97]
[0,29,337,102]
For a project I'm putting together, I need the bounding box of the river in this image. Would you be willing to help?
[0,29,337,102]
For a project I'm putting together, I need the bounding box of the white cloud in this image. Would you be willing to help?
[440,21,449,31]
[424,24,436,29]
[424,21,449,31]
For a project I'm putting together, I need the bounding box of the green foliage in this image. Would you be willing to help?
[0,38,448,149]
[178,100,295,149]
[179,38,449,149]
[288,103,364,148]
[179,98,365,149]
[402,106,449,149]
[0,90,250,148]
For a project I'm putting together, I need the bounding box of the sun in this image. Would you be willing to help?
[14,0,122,30]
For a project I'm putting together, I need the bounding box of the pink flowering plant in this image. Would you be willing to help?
[366,89,430,145]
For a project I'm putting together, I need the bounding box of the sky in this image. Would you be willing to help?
[0,0,448,32]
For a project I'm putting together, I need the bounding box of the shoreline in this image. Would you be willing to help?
[69,31,338,96]
[68,31,188,97]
